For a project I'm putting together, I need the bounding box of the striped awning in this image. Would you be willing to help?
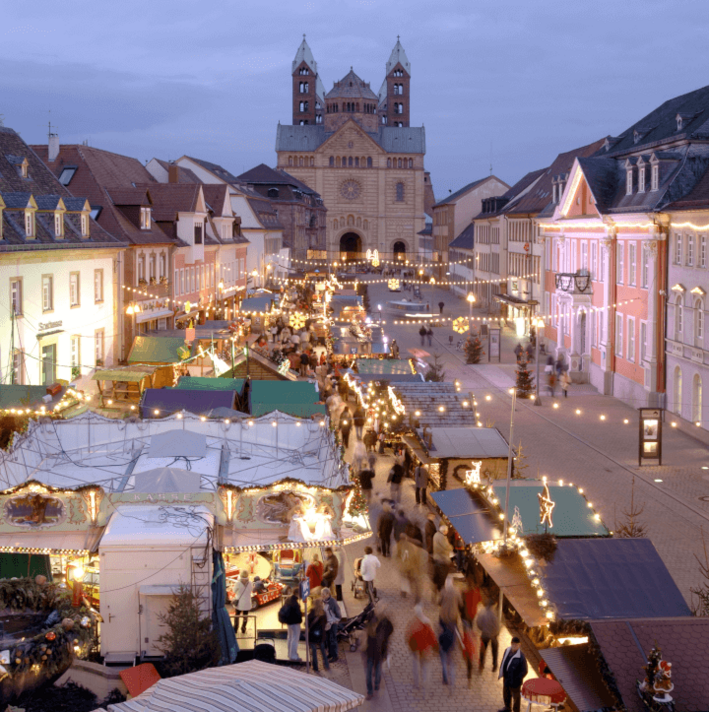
[107,659,365,711]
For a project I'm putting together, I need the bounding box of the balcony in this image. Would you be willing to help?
[555,271,592,294]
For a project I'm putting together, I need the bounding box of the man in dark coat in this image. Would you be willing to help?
[353,406,366,440]
[377,503,395,557]
[388,462,405,503]
[359,467,375,504]
[498,637,529,712]
[340,408,352,448]
[322,547,339,589]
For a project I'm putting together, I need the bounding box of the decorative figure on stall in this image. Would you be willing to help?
[538,481,556,529]
[511,506,524,535]
[464,461,482,486]
[638,644,675,707]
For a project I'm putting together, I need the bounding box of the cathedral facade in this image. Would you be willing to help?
[275,37,433,262]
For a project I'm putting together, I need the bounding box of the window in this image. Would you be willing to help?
[140,207,151,230]
[90,206,102,220]
[54,212,63,237]
[387,158,391,168]
[651,164,659,191]
[640,321,648,362]
[627,316,635,362]
[42,275,53,312]
[159,253,166,280]
[696,298,705,343]
[12,350,24,385]
[701,235,707,268]
[180,269,185,295]
[80,213,88,237]
[638,167,646,193]
[95,329,105,365]
[641,245,649,288]
[674,366,683,415]
[615,314,623,356]
[676,295,684,340]
[591,242,597,280]
[626,169,633,195]
[149,254,156,281]
[194,222,203,245]
[395,182,405,202]
[687,234,694,266]
[591,309,597,348]
[10,278,22,316]
[69,272,80,307]
[616,241,624,284]
[94,269,104,303]
[581,242,588,271]
[693,374,703,425]
[58,167,77,185]
[25,211,34,237]
[675,234,682,264]
[628,243,636,286]
[70,336,80,370]
[599,246,606,283]
[138,255,145,283]
[329,156,334,167]
[367,157,372,168]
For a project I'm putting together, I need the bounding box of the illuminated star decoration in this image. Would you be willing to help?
[511,505,524,535]
[538,482,556,528]
[465,461,482,485]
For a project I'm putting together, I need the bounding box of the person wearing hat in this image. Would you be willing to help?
[498,636,528,712]
[233,570,253,635]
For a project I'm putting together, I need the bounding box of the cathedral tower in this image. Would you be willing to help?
[379,37,411,127]
[292,35,324,126]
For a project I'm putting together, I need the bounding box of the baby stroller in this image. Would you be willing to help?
[351,557,376,600]
[337,602,375,651]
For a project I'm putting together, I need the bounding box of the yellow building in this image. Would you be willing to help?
[275,37,431,263]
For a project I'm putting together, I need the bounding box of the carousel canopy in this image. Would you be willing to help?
[488,480,610,537]
[106,659,364,712]
[132,466,202,493]
[249,380,325,418]
[541,538,691,621]
[128,336,194,364]
[0,411,345,492]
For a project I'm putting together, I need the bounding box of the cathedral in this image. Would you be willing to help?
[275,36,434,262]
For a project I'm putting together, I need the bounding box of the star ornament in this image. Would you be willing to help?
[465,461,482,485]
[538,482,556,528]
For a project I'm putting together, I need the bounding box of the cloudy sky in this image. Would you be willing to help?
[3,0,709,197]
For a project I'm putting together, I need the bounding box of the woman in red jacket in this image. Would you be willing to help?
[407,604,438,690]
[305,552,323,593]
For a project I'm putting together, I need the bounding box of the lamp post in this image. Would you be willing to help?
[533,316,545,406]
[467,292,476,334]
[216,279,224,319]
[377,304,382,323]
[251,268,259,289]
[126,302,141,341]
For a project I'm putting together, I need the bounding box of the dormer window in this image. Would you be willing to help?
[54,212,63,237]
[25,211,34,238]
[268,188,279,198]
[638,166,646,193]
[19,159,28,179]
[194,221,203,245]
[651,164,659,191]
[626,168,634,195]
[140,207,151,230]
[677,114,683,131]
[59,167,77,185]
[80,213,88,237]
[633,131,641,144]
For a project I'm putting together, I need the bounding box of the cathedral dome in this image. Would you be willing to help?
[325,69,379,101]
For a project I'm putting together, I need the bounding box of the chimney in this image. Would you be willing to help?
[168,163,180,183]
[48,131,59,162]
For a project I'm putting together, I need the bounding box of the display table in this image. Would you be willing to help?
[522,678,566,712]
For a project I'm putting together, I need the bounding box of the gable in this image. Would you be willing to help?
[318,120,385,155]
[559,164,600,219]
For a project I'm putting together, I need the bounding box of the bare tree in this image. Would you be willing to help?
[614,477,648,538]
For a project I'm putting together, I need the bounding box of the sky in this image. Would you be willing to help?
[3,0,709,199]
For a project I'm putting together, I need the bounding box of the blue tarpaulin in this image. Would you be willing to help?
[211,551,238,664]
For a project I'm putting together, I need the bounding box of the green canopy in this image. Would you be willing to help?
[356,358,413,375]
[92,366,156,382]
[128,336,193,364]
[176,376,246,395]
[249,380,326,418]
[489,480,610,538]
[0,384,59,409]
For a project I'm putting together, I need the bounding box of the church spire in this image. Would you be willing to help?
[386,36,411,76]
[292,34,318,75]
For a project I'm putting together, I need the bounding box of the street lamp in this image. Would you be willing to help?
[126,302,141,339]
[377,304,382,323]
[251,268,258,288]
[466,292,476,334]
[533,316,545,406]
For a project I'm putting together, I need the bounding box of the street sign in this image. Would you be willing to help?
[300,579,310,600]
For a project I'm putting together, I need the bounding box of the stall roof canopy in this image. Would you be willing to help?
[489,480,610,537]
[431,489,499,545]
[426,427,509,458]
[540,645,617,712]
[239,295,275,313]
[591,617,709,712]
[128,336,194,364]
[92,365,157,382]
[353,372,423,383]
[542,539,691,621]
[356,358,413,375]
[0,384,66,410]
[249,380,326,418]
[140,388,236,418]
[176,376,245,394]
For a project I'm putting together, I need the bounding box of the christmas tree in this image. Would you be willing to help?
[464,335,484,364]
[425,353,446,382]
[349,478,368,517]
[516,359,535,399]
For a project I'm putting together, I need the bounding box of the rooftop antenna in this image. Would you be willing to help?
[489,139,494,175]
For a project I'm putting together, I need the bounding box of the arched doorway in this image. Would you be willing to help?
[393,241,407,261]
[340,232,362,261]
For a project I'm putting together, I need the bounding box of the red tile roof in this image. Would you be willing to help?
[201,184,231,217]
[137,183,202,222]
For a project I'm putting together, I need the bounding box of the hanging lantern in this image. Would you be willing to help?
[453,317,469,334]
[388,279,400,290]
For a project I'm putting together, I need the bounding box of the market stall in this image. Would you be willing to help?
[139,388,238,419]
[91,365,168,408]
[247,381,325,419]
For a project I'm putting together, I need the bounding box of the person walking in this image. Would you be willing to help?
[547,370,557,398]
[358,466,375,505]
[233,569,253,635]
[432,524,454,593]
[307,599,330,672]
[414,462,429,505]
[560,369,571,398]
[425,327,433,346]
[363,608,394,699]
[363,428,377,453]
[352,438,367,472]
[407,604,438,690]
[424,512,437,554]
[498,636,528,712]
[438,577,461,686]
[333,549,345,602]
[321,587,342,663]
[353,405,366,440]
[299,350,310,377]
[305,552,323,592]
[514,342,523,363]
[555,356,563,376]
[278,590,303,661]
[378,503,395,557]
[476,597,500,672]
[449,334,454,347]
[419,325,427,346]
[388,461,405,503]
[360,546,381,604]
[367,448,377,470]
[393,507,409,550]
[438,301,445,315]
[322,547,339,590]
[340,408,352,448]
